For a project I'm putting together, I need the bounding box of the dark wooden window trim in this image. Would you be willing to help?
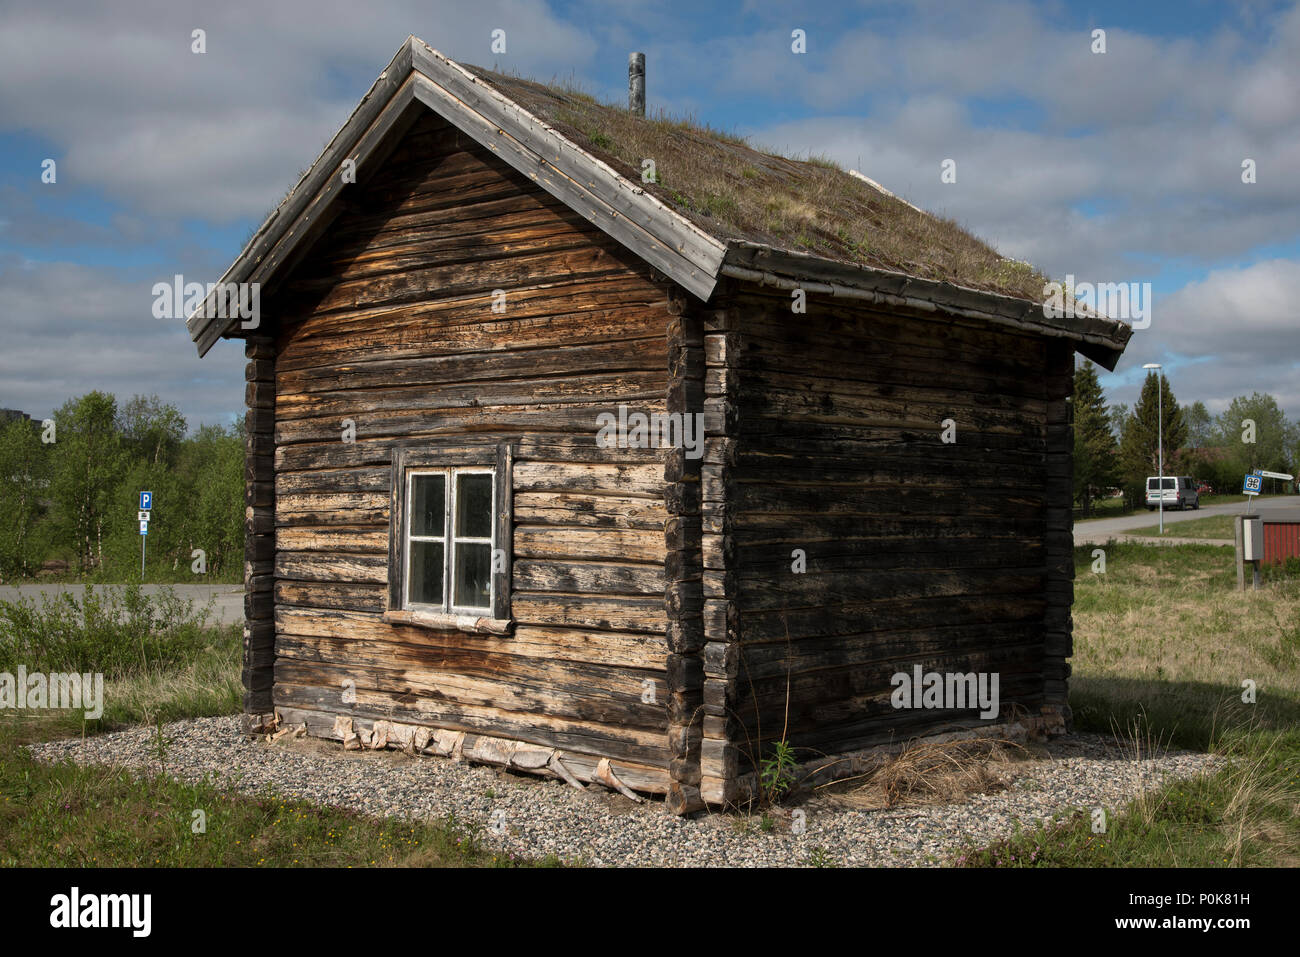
[386,440,514,633]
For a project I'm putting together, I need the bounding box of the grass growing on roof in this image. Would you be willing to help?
[460,64,1053,301]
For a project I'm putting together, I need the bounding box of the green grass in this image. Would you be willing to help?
[952,723,1299,868]
[1070,541,1300,746]
[953,542,1300,866]
[0,585,554,867]
[1129,513,1237,540]
[1073,496,1135,521]
[0,739,552,867]
[0,583,221,679]
[0,583,241,742]
[0,630,241,745]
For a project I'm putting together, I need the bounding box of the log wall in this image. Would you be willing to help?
[261,112,676,786]
[718,287,1063,782]
[663,290,707,812]
[1042,339,1076,720]
[243,336,277,722]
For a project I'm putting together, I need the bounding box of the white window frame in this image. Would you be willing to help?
[404,467,495,615]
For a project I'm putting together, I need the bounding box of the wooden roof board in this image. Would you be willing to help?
[190,40,416,355]
[189,35,1132,366]
[722,243,1132,370]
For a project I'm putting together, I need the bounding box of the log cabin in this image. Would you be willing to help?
[189,36,1132,812]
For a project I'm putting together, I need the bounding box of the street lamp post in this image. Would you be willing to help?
[1143,363,1164,534]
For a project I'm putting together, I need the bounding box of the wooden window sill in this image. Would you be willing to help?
[382,609,513,635]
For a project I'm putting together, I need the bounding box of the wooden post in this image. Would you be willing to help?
[698,292,741,806]
[1234,515,1245,591]
[243,336,277,727]
[628,53,645,116]
[664,288,705,814]
[1042,340,1075,724]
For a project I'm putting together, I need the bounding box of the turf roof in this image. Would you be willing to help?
[460,63,1052,304]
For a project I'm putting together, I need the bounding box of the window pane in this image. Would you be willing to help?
[456,473,493,538]
[408,540,444,605]
[411,474,446,537]
[454,542,491,609]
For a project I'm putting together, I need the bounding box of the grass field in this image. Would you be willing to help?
[0,584,240,744]
[957,542,1300,867]
[0,744,550,867]
[4,555,1298,868]
[1130,513,1238,540]
[1071,542,1300,746]
[0,585,543,867]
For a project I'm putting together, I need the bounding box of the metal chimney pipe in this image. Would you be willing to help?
[628,52,645,116]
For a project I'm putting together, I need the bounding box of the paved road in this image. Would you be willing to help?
[0,583,245,625]
[1073,495,1300,544]
[4,499,1297,620]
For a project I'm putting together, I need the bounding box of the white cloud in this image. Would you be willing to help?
[2,0,1298,425]
[1106,260,1300,419]
[0,0,594,219]
[0,256,245,427]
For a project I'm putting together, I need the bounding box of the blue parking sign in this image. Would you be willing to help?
[140,491,152,510]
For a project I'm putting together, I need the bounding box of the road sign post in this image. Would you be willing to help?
[1243,473,1262,514]
[139,492,152,579]
[1235,513,1263,591]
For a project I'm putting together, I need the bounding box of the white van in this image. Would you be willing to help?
[1146,475,1199,511]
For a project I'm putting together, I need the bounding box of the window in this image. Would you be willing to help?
[387,442,513,630]
[406,469,494,611]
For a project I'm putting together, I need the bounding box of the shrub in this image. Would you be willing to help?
[0,584,216,678]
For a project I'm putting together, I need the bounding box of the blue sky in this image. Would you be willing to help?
[2,0,1298,430]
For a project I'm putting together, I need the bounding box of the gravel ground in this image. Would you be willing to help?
[26,716,1223,867]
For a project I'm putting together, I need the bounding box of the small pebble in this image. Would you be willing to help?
[25,716,1222,867]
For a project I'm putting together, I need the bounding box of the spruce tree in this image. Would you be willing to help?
[1072,360,1117,516]
[1119,370,1186,503]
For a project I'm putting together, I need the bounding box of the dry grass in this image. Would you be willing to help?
[460,64,1052,302]
[825,738,1023,810]
[952,545,1300,866]
[1214,727,1300,866]
[1071,544,1300,711]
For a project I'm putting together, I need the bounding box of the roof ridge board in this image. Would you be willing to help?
[193,78,421,356]
[409,42,727,268]
[405,71,718,300]
[189,38,417,352]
